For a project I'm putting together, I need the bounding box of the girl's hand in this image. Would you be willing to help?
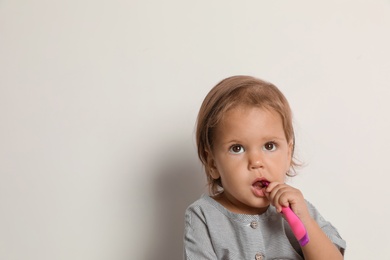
[264,182,311,224]
[264,182,344,259]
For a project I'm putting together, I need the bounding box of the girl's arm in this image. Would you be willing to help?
[265,183,344,260]
[300,217,343,259]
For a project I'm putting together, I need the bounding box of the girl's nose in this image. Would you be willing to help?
[248,151,263,169]
[250,160,262,169]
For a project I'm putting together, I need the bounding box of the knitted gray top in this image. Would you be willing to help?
[184,194,346,260]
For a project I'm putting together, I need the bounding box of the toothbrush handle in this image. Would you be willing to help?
[281,206,309,246]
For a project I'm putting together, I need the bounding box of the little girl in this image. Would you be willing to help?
[184,76,346,260]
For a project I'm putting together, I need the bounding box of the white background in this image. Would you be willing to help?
[1,1,389,259]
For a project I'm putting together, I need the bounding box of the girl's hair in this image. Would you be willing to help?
[196,75,299,195]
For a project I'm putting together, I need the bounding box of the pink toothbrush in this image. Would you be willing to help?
[261,181,309,246]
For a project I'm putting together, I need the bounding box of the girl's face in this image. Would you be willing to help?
[208,105,292,215]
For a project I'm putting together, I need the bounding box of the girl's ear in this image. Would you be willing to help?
[205,150,220,179]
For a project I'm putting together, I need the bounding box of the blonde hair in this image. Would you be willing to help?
[196,75,299,195]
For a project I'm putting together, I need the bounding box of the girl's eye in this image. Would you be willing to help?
[229,145,245,154]
[263,142,277,151]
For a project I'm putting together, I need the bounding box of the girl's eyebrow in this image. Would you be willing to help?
[221,139,241,145]
[221,136,286,145]
[265,136,286,141]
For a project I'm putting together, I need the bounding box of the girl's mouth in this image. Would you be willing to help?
[251,179,269,197]
[261,181,270,187]
[252,179,269,189]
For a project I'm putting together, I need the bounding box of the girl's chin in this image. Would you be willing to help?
[236,198,270,215]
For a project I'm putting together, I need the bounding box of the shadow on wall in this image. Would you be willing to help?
[148,143,207,260]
